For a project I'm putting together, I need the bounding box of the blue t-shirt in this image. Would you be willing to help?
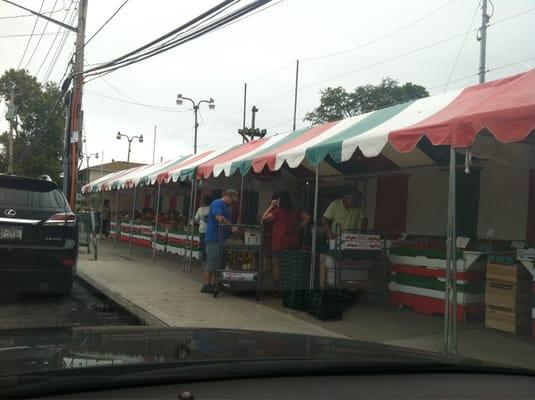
[205,198,232,243]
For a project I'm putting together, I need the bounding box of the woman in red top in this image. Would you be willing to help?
[262,190,311,295]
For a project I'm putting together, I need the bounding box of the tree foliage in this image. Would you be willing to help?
[0,69,66,182]
[304,77,429,126]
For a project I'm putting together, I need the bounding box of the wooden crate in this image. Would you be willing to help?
[486,263,531,284]
[485,279,532,309]
[485,305,531,335]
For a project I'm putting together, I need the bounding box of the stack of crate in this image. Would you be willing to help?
[485,262,531,335]
[281,251,310,310]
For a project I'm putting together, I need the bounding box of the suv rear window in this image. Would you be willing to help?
[0,178,69,211]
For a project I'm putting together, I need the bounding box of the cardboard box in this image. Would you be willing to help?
[486,263,531,283]
[485,305,531,335]
[319,254,335,288]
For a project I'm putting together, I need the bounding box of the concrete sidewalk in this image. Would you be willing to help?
[77,240,535,370]
[77,240,343,338]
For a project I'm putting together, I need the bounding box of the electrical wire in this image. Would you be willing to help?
[444,0,481,91]
[16,0,45,68]
[24,0,60,70]
[43,3,78,82]
[84,89,191,112]
[301,0,457,62]
[488,5,535,27]
[85,0,130,45]
[81,0,274,79]
[0,31,69,38]
[35,0,76,78]
[0,7,64,19]
[81,0,238,76]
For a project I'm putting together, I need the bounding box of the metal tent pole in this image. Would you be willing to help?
[152,181,162,262]
[444,146,458,355]
[309,164,320,290]
[183,179,196,272]
[114,189,119,249]
[238,174,245,222]
[187,178,199,272]
[128,186,137,254]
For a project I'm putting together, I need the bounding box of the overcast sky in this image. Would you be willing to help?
[1,0,534,168]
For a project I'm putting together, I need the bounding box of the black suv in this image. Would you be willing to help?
[0,174,78,295]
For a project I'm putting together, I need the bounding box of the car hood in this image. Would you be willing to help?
[0,326,483,376]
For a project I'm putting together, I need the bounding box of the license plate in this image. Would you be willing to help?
[0,225,23,240]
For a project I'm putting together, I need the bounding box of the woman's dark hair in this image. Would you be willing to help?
[202,195,212,206]
[278,190,292,210]
[271,191,280,200]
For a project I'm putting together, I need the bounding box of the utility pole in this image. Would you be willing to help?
[242,83,247,143]
[152,125,157,163]
[68,0,88,208]
[478,0,489,84]
[7,84,15,175]
[292,59,299,132]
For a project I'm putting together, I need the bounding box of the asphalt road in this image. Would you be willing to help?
[0,279,141,329]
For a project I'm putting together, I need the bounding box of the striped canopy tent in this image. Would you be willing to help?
[195,90,465,180]
[193,69,535,181]
[153,146,237,185]
[81,165,140,194]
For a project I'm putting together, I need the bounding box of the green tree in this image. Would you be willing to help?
[304,77,429,125]
[0,69,66,183]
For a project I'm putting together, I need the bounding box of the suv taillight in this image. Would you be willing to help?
[43,212,77,226]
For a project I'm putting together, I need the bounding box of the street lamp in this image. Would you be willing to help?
[116,131,143,168]
[80,152,99,185]
[175,94,215,154]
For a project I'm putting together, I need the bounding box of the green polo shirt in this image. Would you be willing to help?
[323,199,361,231]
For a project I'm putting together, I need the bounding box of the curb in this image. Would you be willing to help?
[75,271,169,328]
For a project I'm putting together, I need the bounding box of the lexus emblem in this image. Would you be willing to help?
[4,209,16,217]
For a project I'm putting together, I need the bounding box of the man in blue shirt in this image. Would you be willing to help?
[202,189,239,293]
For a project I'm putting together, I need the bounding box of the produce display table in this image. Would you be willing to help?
[110,221,117,239]
[119,221,130,242]
[166,229,200,259]
[167,229,186,255]
[154,225,167,252]
[388,244,486,321]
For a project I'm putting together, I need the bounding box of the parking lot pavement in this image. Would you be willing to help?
[0,280,141,330]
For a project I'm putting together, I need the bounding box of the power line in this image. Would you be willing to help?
[81,0,276,79]
[0,31,70,39]
[444,0,481,91]
[36,0,76,78]
[43,2,78,82]
[81,0,239,76]
[24,0,60,70]
[0,7,64,19]
[84,89,193,112]
[85,0,130,45]
[488,5,535,27]
[301,0,457,62]
[16,0,45,68]
[487,56,535,73]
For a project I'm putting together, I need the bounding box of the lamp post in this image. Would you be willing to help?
[176,94,215,155]
[116,131,144,168]
[80,152,99,186]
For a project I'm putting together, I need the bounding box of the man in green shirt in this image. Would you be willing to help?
[321,191,363,239]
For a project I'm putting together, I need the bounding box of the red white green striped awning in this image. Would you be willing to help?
[82,69,535,192]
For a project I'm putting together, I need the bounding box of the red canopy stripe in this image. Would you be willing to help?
[252,121,339,173]
[196,138,269,179]
[156,151,213,183]
[389,69,535,152]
